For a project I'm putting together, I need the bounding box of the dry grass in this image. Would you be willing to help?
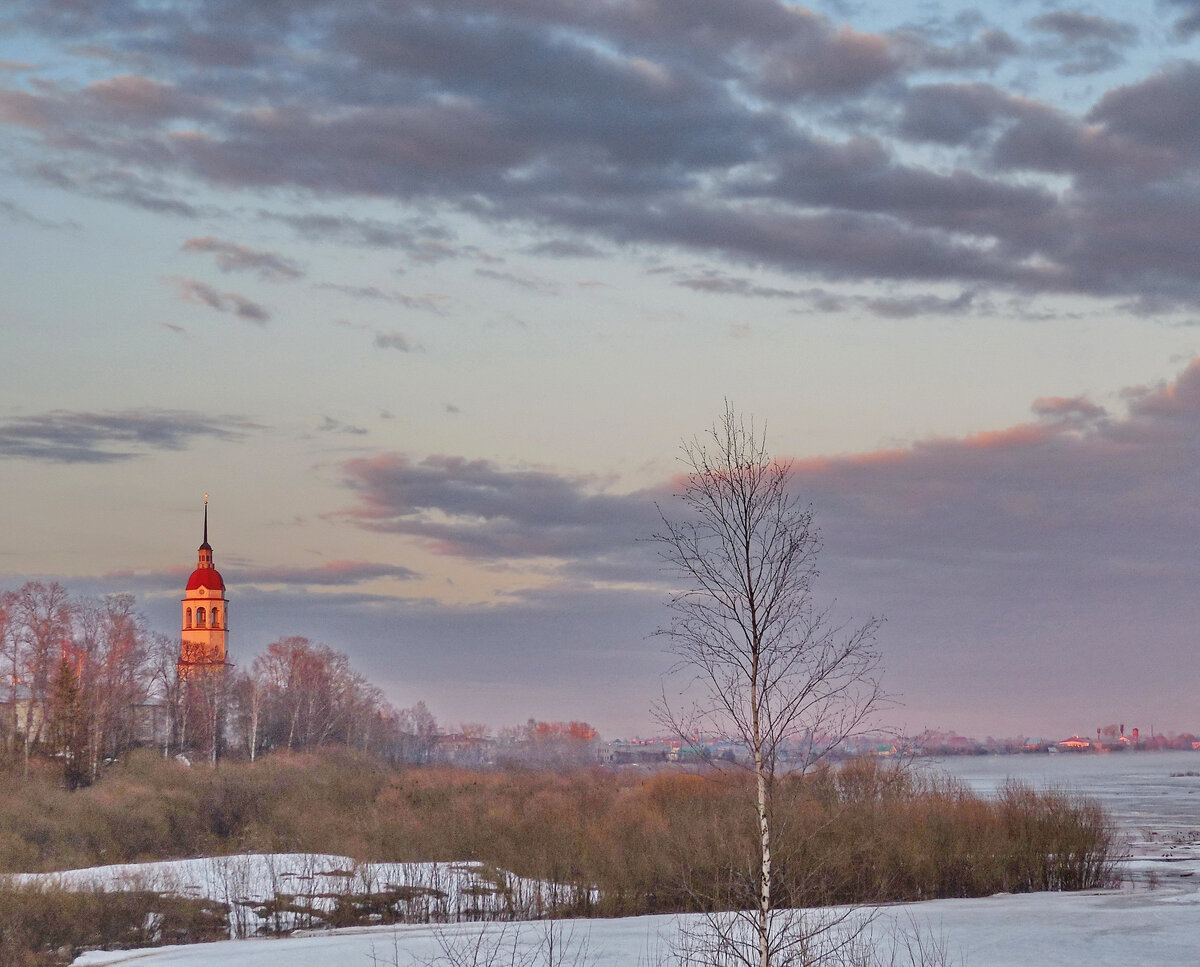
[0,879,227,966]
[0,750,1119,958]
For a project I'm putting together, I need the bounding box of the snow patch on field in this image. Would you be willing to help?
[17,854,579,937]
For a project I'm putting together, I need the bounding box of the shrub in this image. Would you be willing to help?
[0,880,228,965]
[0,750,1119,923]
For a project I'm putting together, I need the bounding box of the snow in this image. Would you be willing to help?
[17,855,580,937]
[66,885,1200,967]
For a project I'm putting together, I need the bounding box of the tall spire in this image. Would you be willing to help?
[198,493,213,564]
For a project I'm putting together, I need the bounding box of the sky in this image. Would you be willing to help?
[2,0,1200,741]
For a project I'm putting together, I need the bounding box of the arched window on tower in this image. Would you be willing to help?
[196,607,206,628]
[185,608,192,629]
[211,607,220,629]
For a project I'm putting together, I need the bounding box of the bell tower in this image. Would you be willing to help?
[179,493,229,677]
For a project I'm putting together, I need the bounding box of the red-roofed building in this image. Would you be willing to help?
[178,495,229,678]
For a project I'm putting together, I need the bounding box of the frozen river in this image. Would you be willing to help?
[929,749,1200,883]
[929,748,1200,836]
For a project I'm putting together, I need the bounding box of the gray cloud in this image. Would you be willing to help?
[1028,13,1138,76]
[1164,0,1200,38]
[1087,62,1200,156]
[898,82,1035,146]
[0,409,261,463]
[896,24,1021,73]
[339,453,662,562]
[676,272,805,299]
[319,360,1200,732]
[236,560,418,586]
[339,360,1200,581]
[782,285,981,318]
[182,236,304,280]
[30,163,205,218]
[175,277,270,323]
[173,582,666,735]
[263,212,440,250]
[318,416,368,436]
[524,239,602,258]
[474,268,558,293]
[5,1,1200,308]
[863,289,976,318]
[0,196,75,229]
[373,331,420,352]
[317,284,447,313]
[1030,395,1108,423]
[1030,12,1137,44]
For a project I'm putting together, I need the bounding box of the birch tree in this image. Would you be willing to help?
[654,405,883,967]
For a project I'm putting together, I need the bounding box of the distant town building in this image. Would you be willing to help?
[178,494,230,678]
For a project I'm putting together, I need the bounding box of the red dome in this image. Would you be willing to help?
[186,567,225,592]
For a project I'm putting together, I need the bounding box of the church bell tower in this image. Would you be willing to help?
[179,494,229,677]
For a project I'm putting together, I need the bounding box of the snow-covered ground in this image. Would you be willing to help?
[36,751,1200,966]
[67,883,1200,967]
[17,855,579,936]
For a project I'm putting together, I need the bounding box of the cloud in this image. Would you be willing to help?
[338,453,662,562]
[1164,0,1200,38]
[1030,396,1108,423]
[897,82,1034,146]
[1028,12,1138,76]
[676,272,805,299]
[474,268,558,293]
[335,319,426,353]
[0,409,261,463]
[6,0,1200,309]
[337,359,1200,580]
[524,239,602,258]
[182,237,303,280]
[317,283,447,313]
[1029,12,1137,44]
[783,359,1200,595]
[862,290,976,318]
[676,272,977,317]
[1086,63,1200,156]
[318,360,1200,733]
[0,196,75,229]
[318,416,368,436]
[373,331,421,352]
[30,163,205,217]
[175,277,270,323]
[165,582,667,735]
[236,560,418,586]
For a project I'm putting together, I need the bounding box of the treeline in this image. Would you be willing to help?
[0,583,438,784]
[0,751,1117,908]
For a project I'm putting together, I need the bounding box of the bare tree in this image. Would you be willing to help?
[70,594,153,779]
[395,701,440,763]
[654,405,884,967]
[0,590,18,756]
[147,631,185,755]
[14,581,72,752]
